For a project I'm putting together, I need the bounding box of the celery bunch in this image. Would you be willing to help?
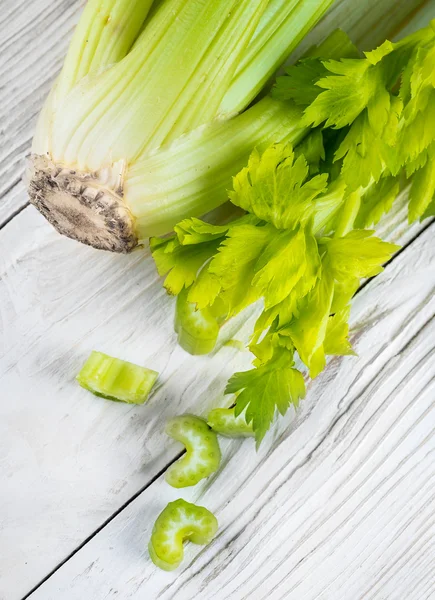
[152,23,435,442]
[27,0,333,252]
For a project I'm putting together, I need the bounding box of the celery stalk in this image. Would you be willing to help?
[77,351,158,404]
[127,97,306,239]
[174,290,221,356]
[34,0,156,156]
[219,0,336,116]
[32,0,418,252]
[28,0,335,252]
[49,0,268,169]
[56,0,156,102]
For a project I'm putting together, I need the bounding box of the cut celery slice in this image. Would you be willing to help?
[149,499,218,571]
[207,407,254,438]
[165,415,221,488]
[174,290,221,356]
[76,351,158,404]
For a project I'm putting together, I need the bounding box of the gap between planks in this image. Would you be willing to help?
[1,0,433,597]
[19,217,434,600]
[21,221,435,600]
[20,450,184,600]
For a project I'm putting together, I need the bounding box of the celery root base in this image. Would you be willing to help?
[26,154,138,253]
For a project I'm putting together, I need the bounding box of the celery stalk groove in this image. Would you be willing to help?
[27,0,335,252]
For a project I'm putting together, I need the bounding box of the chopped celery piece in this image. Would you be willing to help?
[207,407,254,438]
[149,499,218,571]
[165,415,221,488]
[76,351,158,404]
[175,289,220,356]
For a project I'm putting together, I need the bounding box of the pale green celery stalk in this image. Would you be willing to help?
[29,0,275,253]
[175,290,221,356]
[49,0,268,170]
[29,0,421,254]
[152,0,270,144]
[28,0,334,253]
[77,351,158,404]
[126,98,306,239]
[219,0,335,116]
[55,0,156,103]
[33,0,155,157]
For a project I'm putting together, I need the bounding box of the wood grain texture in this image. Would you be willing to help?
[0,0,434,598]
[0,0,82,226]
[0,199,430,600]
[26,222,435,600]
[0,205,257,600]
[0,0,425,227]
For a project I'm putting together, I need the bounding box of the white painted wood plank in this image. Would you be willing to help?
[26,222,435,600]
[0,205,258,600]
[0,0,433,598]
[0,0,82,225]
[0,203,430,600]
[0,0,425,226]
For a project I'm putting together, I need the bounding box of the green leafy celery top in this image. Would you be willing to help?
[152,24,435,443]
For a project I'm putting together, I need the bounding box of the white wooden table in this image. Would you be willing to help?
[1,1,434,599]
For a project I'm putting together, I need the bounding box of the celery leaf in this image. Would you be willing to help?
[280,266,334,377]
[324,307,355,356]
[408,150,435,222]
[252,227,308,309]
[227,349,306,444]
[229,142,328,230]
[355,176,400,228]
[323,230,400,279]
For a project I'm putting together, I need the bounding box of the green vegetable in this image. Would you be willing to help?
[153,22,435,443]
[152,140,399,443]
[274,22,435,222]
[27,0,334,252]
[165,415,221,488]
[174,289,221,356]
[76,351,158,404]
[149,499,218,571]
[207,408,254,438]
